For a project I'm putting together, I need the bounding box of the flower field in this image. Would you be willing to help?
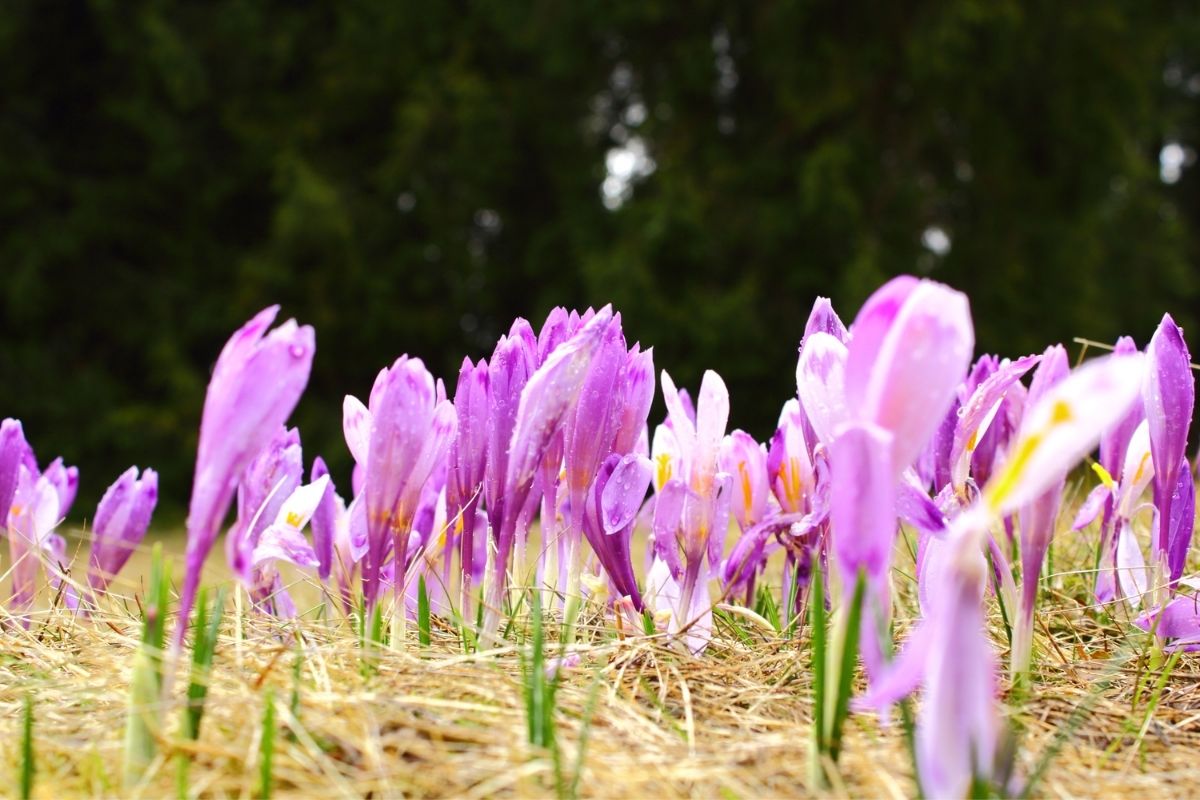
[2,275,1198,798]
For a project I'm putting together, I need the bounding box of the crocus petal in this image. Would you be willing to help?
[896,473,947,536]
[1117,420,1154,518]
[845,277,975,475]
[660,371,698,457]
[506,307,615,501]
[719,430,770,531]
[342,395,372,466]
[1,420,30,534]
[830,422,896,579]
[1135,593,1200,645]
[88,467,158,594]
[1167,459,1196,585]
[1143,313,1194,558]
[1071,483,1111,531]
[253,523,320,569]
[795,332,850,446]
[950,354,1040,492]
[601,454,653,534]
[1116,521,1149,607]
[803,296,849,343]
[308,458,336,580]
[1099,336,1145,476]
[983,353,1146,517]
[41,458,80,520]
[652,480,687,578]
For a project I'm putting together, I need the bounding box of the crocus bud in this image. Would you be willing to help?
[41,458,79,520]
[177,305,314,645]
[1143,314,1195,577]
[87,467,158,595]
[361,356,457,608]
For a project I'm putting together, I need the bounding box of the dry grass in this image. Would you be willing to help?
[3,510,1200,799]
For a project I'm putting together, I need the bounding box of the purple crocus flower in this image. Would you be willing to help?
[483,323,537,569]
[227,427,303,584]
[863,352,1146,796]
[1011,345,1070,675]
[0,419,29,529]
[562,318,628,554]
[1143,314,1194,585]
[177,306,314,646]
[824,276,973,678]
[482,308,616,628]
[6,464,61,620]
[580,453,653,610]
[446,357,489,597]
[719,430,775,602]
[649,369,733,652]
[357,356,457,611]
[308,456,336,581]
[41,458,79,519]
[249,475,332,618]
[86,467,158,598]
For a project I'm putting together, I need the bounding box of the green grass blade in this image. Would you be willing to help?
[260,689,276,800]
[124,543,170,789]
[418,575,431,647]
[809,561,826,754]
[20,694,34,800]
[829,570,866,763]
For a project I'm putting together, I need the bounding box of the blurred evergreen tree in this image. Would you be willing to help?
[1,0,1196,513]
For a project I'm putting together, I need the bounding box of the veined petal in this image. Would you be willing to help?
[845,277,975,475]
[253,524,320,570]
[829,422,896,579]
[983,353,1146,517]
[601,454,653,535]
[795,332,850,446]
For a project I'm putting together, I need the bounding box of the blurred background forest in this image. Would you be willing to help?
[3,1,1200,517]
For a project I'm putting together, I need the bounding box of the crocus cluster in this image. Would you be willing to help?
[3,277,1195,798]
[1,417,157,623]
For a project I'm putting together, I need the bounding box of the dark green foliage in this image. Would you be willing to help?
[2,2,1198,511]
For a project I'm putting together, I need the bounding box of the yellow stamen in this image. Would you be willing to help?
[1091,462,1117,492]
